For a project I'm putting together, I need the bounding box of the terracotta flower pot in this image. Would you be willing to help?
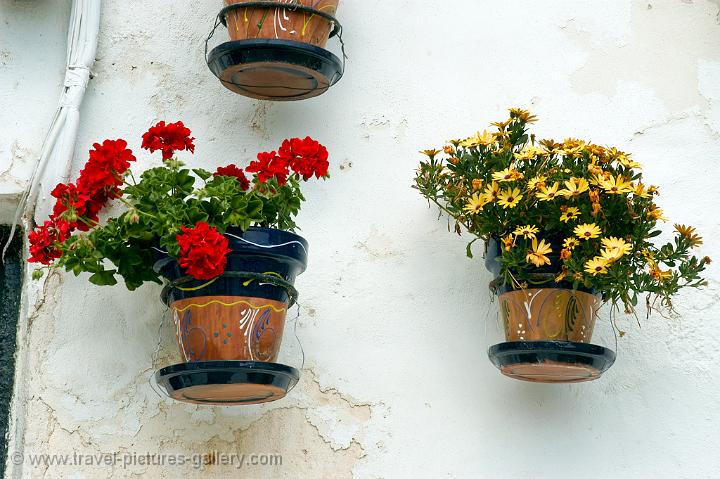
[485,237,600,342]
[498,288,599,343]
[224,0,340,48]
[484,238,615,383]
[153,227,308,363]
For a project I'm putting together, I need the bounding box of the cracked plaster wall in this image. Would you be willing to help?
[1,0,720,478]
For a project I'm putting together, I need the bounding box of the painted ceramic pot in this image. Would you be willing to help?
[498,288,599,343]
[484,238,616,383]
[153,227,308,363]
[223,0,340,48]
[485,237,600,342]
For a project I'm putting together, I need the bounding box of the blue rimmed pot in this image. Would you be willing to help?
[152,227,308,363]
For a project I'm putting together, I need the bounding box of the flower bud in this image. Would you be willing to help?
[126,209,140,224]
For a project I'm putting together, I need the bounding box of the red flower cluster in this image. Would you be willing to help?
[79,139,136,202]
[246,151,291,185]
[214,164,250,191]
[176,221,231,280]
[141,121,195,161]
[246,136,328,185]
[28,139,136,264]
[28,220,71,265]
[279,136,329,180]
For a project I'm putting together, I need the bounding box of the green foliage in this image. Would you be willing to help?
[414,108,709,316]
[55,160,307,290]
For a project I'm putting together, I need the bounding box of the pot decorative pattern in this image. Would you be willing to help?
[499,288,599,342]
[224,0,340,48]
[171,295,288,362]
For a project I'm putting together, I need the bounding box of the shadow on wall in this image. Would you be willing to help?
[0,227,23,478]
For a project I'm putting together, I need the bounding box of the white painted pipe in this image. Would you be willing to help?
[2,0,102,259]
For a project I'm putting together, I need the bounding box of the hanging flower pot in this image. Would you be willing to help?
[484,238,615,382]
[414,108,710,384]
[153,227,307,404]
[28,122,331,405]
[224,0,339,48]
[206,0,346,101]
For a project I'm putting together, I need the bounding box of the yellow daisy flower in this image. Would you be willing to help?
[558,177,590,199]
[501,234,515,251]
[514,225,540,239]
[574,223,602,241]
[471,178,483,191]
[598,174,634,195]
[559,139,586,157]
[491,120,511,131]
[585,256,609,276]
[535,182,560,201]
[526,238,553,267]
[588,162,604,175]
[482,181,501,203]
[420,149,441,158]
[633,182,652,198]
[647,204,667,221]
[560,207,581,223]
[601,247,625,263]
[563,237,580,250]
[527,175,547,191]
[460,130,495,148]
[555,266,568,283]
[463,193,487,214]
[674,224,703,247]
[497,187,523,209]
[514,145,547,161]
[492,167,524,183]
[617,154,642,169]
[601,237,632,258]
[509,108,538,123]
[650,264,672,282]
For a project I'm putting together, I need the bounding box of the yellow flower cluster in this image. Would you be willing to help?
[584,236,632,276]
[415,108,708,300]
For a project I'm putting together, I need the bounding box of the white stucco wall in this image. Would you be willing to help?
[2,0,720,477]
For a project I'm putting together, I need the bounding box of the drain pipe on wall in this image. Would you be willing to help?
[2,0,102,259]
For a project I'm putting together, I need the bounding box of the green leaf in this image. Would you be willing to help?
[193,168,212,181]
[88,270,118,286]
[466,240,475,258]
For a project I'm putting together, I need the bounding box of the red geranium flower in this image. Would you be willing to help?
[51,183,100,231]
[278,136,329,180]
[214,164,250,191]
[28,220,71,264]
[176,221,231,280]
[78,139,136,203]
[141,121,195,161]
[245,151,290,185]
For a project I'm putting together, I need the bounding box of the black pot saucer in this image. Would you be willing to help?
[207,39,343,101]
[156,361,300,406]
[488,341,616,383]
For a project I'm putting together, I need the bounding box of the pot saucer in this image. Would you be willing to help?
[156,361,299,405]
[207,39,343,101]
[488,341,615,383]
